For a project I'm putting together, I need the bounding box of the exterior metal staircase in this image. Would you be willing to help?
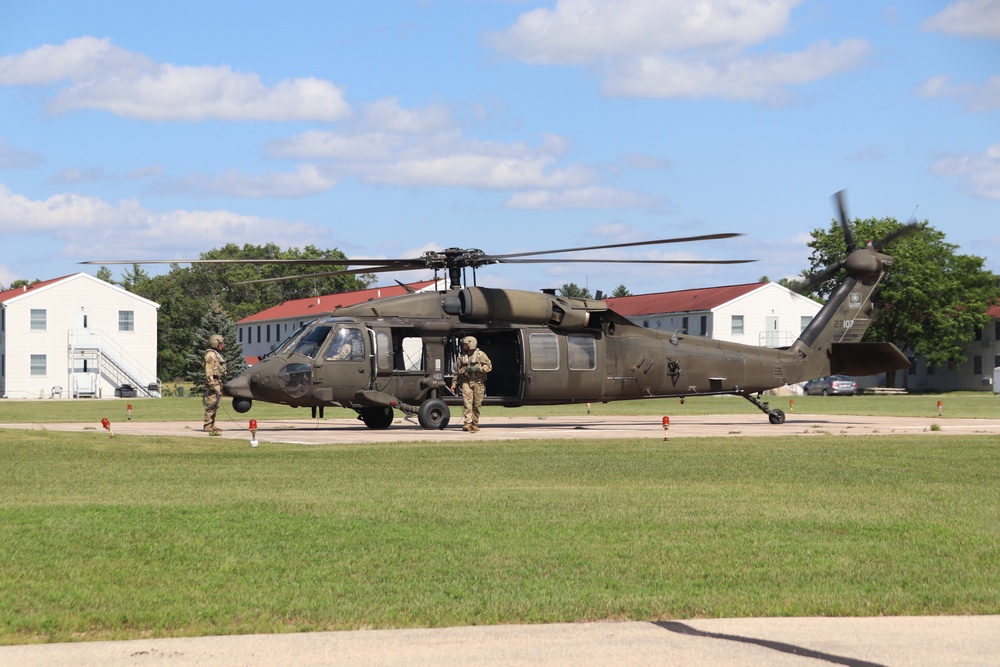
[67,329,160,398]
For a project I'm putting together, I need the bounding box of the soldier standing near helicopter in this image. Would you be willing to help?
[203,334,227,435]
[451,336,492,433]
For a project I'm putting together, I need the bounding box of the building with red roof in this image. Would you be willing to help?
[237,279,443,362]
[605,281,822,348]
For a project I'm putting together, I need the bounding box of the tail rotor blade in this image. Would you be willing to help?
[833,190,857,253]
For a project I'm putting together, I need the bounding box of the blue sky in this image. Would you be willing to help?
[1,0,997,297]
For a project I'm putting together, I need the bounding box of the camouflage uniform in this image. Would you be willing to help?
[203,335,227,433]
[451,336,492,432]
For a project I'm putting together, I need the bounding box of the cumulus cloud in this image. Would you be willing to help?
[505,186,666,211]
[0,184,325,256]
[148,164,338,198]
[487,0,802,64]
[603,39,871,101]
[487,0,867,102]
[921,0,1000,39]
[930,142,1000,200]
[918,74,1000,111]
[0,36,351,122]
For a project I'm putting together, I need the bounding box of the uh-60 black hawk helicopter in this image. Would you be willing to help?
[89,191,911,429]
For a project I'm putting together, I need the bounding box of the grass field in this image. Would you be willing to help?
[0,390,998,424]
[1,415,998,644]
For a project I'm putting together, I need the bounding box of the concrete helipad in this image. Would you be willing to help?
[5,412,1000,445]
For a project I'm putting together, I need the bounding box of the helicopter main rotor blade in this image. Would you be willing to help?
[81,258,420,267]
[498,258,756,265]
[233,264,424,285]
[485,233,743,261]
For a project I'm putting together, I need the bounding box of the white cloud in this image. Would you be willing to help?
[487,0,802,64]
[603,39,872,101]
[148,164,338,198]
[0,37,351,122]
[0,184,324,256]
[921,0,1000,39]
[505,186,666,210]
[487,0,869,103]
[918,74,1000,111]
[930,142,1000,200]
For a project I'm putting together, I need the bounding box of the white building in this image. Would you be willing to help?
[905,304,1000,392]
[0,273,160,399]
[604,282,823,348]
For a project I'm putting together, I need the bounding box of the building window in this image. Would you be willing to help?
[239,328,243,343]
[908,357,916,375]
[699,316,708,336]
[973,356,982,375]
[995,321,1000,340]
[118,310,135,332]
[30,309,46,331]
[731,315,744,335]
[30,354,46,376]
[995,354,1000,369]
[681,316,689,333]
[801,315,812,332]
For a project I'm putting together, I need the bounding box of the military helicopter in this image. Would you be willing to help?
[88,191,910,429]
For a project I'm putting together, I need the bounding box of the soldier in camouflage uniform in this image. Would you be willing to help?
[450,336,492,433]
[203,334,227,434]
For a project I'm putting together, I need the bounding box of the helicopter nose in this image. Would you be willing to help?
[223,373,251,399]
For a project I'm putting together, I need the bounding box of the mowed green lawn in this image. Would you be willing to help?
[1,409,998,644]
[0,390,998,423]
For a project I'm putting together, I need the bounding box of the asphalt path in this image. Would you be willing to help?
[6,411,1000,445]
[3,413,999,665]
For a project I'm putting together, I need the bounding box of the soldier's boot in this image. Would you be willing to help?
[204,424,223,435]
[462,424,471,432]
[469,424,479,433]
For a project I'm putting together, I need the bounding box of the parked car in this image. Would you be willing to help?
[803,375,858,396]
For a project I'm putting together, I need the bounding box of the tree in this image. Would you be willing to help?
[95,266,115,284]
[184,307,248,396]
[611,284,632,297]
[801,216,999,386]
[559,283,593,299]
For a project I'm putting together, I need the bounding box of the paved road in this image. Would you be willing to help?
[2,616,998,666]
[6,412,1000,445]
[3,414,999,665]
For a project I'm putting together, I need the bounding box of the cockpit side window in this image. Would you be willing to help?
[324,327,365,361]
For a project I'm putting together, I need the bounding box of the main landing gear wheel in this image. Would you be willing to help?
[359,406,394,430]
[417,398,451,430]
[768,409,786,425]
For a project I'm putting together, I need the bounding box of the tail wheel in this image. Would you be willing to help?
[417,398,451,430]
[360,406,394,430]
[768,409,786,425]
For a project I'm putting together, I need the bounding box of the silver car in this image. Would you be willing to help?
[803,375,858,396]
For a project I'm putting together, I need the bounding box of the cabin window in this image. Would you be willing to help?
[529,332,559,371]
[376,332,392,369]
[30,309,46,331]
[567,334,596,371]
[30,354,46,376]
[118,310,134,332]
[731,315,744,335]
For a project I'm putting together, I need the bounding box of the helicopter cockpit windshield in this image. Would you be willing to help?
[289,325,332,359]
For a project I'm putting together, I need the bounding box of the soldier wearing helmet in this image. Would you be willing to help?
[450,335,492,433]
[203,334,227,434]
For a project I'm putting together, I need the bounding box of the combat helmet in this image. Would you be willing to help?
[208,334,224,349]
[461,335,477,350]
